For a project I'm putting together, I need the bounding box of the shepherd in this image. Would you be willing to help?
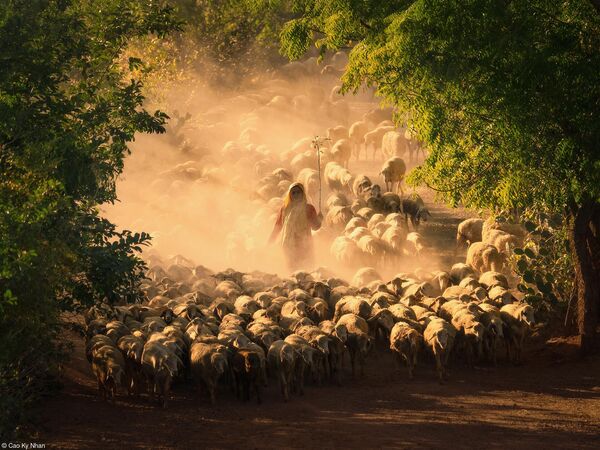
[268,182,323,271]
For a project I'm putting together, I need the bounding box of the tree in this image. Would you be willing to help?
[271,0,600,351]
[0,0,180,437]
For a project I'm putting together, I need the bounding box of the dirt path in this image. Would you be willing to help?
[35,332,600,449]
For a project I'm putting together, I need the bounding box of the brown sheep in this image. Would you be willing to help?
[91,344,126,403]
[500,303,535,364]
[232,349,263,404]
[335,313,372,377]
[423,318,456,383]
[267,340,297,401]
[389,321,422,379]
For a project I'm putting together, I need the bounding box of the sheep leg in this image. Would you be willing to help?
[279,371,289,402]
[434,351,444,384]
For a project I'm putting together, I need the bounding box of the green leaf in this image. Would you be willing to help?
[516,257,528,273]
[513,247,524,255]
[524,221,537,232]
[524,248,536,258]
[523,270,535,283]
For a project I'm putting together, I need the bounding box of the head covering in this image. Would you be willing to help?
[283,182,306,209]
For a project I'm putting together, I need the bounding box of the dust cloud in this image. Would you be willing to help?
[102,53,444,282]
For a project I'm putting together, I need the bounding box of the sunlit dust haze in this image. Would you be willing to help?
[101,53,444,281]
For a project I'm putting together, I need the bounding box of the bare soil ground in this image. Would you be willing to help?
[35,332,600,449]
[32,162,600,449]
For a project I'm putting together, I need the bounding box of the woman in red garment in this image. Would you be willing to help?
[269,182,323,271]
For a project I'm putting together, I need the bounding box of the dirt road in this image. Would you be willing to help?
[35,332,600,449]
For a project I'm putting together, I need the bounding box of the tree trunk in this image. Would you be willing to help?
[569,200,600,355]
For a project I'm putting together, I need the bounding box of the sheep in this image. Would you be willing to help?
[352,174,372,200]
[351,267,382,289]
[91,344,126,403]
[479,271,510,290]
[363,107,393,126]
[367,213,386,230]
[478,304,505,365]
[500,303,535,364]
[366,185,386,213]
[344,216,368,235]
[116,335,145,396]
[466,242,504,273]
[297,168,320,204]
[284,334,317,395]
[232,349,263,404]
[267,340,297,401]
[371,221,392,239]
[364,125,395,159]
[325,205,353,232]
[189,342,229,405]
[423,317,456,383]
[484,228,522,255]
[85,334,113,363]
[381,131,407,159]
[333,296,372,322]
[450,263,476,284]
[400,199,432,230]
[327,125,349,143]
[356,207,376,221]
[335,313,372,377]
[406,232,425,257]
[487,286,515,306]
[295,325,331,383]
[357,234,388,266]
[326,192,349,210]
[380,157,406,194]
[324,161,354,194]
[331,139,352,168]
[456,218,484,249]
[389,303,418,323]
[389,321,422,379]
[368,308,396,340]
[330,236,362,266]
[349,120,369,159]
[482,217,528,243]
[451,311,485,367]
[141,341,180,407]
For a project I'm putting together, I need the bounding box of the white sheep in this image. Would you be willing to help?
[325,205,353,232]
[327,125,349,142]
[466,242,504,273]
[324,161,354,194]
[330,235,362,265]
[364,125,395,159]
[380,156,406,194]
[381,131,407,159]
[406,232,425,257]
[330,139,352,169]
[349,120,370,159]
[456,218,484,249]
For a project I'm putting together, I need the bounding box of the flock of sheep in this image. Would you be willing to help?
[86,53,538,407]
[84,214,535,407]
